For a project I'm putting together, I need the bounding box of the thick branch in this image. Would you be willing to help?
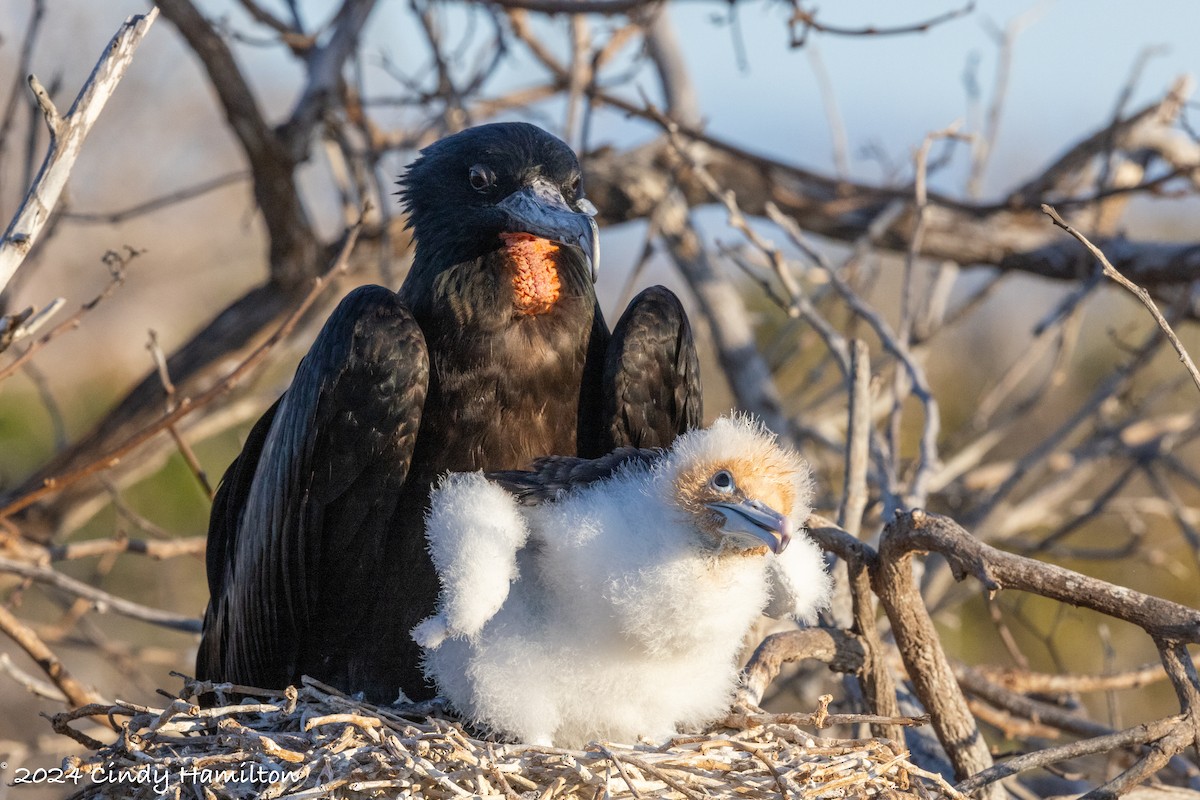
[737,628,866,708]
[873,511,998,794]
[583,78,1200,289]
[891,510,1200,643]
[154,0,320,285]
[279,0,379,159]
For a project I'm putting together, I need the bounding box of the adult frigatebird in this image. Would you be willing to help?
[196,122,702,703]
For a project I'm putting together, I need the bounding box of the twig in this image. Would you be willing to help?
[0,651,68,702]
[806,44,849,180]
[966,5,1045,197]
[786,1,976,47]
[0,247,130,383]
[0,0,46,185]
[806,515,903,741]
[829,339,871,633]
[147,329,215,500]
[1043,203,1200,395]
[484,0,656,14]
[61,169,250,224]
[893,124,966,508]
[44,535,207,562]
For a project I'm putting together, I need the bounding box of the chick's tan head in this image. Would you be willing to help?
[666,415,813,555]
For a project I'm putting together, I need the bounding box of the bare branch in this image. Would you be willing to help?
[0,556,200,632]
[0,602,103,706]
[485,0,658,15]
[956,715,1185,794]
[1043,203,1200,396]
[786,1,976,47]
[0,249,130,382]
[737,628,866,708]
[147,329,215,501]
[0,9,159,295]
[61,169,249,224]
[280,0,380,159]
[837,340,871,539]
[873,512,998,792]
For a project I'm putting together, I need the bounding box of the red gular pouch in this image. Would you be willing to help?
[500,232,561,316]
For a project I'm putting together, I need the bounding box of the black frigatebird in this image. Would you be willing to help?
[196,122,702,703]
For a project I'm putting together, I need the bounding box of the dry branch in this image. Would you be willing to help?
[736,628,865,708]
[956,715,1185,794]
[1043,203,1200,395]
[0,9,159,295]
[0,555,200,632]
[582,77,1200,289]
[890,511,1200,642]
[154,0,320,285]
[0,249,129,381]
[884,510,1200,797]
[873,513,998,794]
[0,603,102,707]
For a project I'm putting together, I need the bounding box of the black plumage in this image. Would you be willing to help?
[197,122,703,703]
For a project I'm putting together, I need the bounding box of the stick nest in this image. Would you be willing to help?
[56,677,963,800]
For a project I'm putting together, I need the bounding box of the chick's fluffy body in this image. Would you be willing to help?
[416,416,831,747]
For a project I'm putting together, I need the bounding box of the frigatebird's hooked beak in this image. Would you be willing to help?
[497,177,600,282]
[705,498,792,554]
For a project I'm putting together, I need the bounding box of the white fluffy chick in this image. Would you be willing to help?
[411,414,831,747]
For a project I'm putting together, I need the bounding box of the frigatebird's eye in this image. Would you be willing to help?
[568,174,582,197]
[709,470,735,494]
[469,164,495,192]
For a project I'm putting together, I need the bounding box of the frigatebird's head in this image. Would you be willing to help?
[667,415,813,556]
[399,123,599,295]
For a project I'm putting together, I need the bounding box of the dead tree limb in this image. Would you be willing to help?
[873,511,998,794]
[583,77,1200,289]
[883,509,1200,797]
[806,516,903,742]
[0,9,159,295]
[890,510,1200,641]
[955,715,1185,795]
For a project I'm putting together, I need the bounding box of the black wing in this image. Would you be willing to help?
[197,285,429,689]
[602,285,702,449]
[488,447,659,505]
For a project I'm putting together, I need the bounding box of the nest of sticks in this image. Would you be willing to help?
[52,676,963,800]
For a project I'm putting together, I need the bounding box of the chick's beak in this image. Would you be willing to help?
[497,177,599,282]
[705,498,792,554]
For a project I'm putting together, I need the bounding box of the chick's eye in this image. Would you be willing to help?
[469,164,495,192]
[709,470,735,494]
